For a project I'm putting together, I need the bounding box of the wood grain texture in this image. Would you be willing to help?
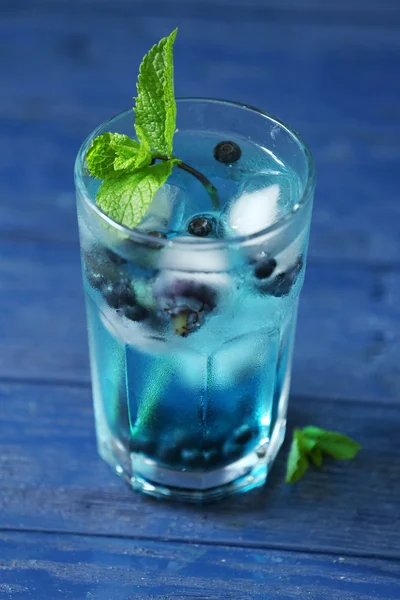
[0,533,400,600]
[0,1,399,596]
[1,13,399,132]
[1,239,399,402]
[1,381,399,559]
[1,532,399,600]
[4,0,400,10]
[2,0,400,34]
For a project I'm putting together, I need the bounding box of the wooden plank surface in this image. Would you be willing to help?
[1,532,399,600]
[1,13,399,132]
[1,381,399,559]
[1,0,400,597]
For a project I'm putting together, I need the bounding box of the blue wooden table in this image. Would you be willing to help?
[1,1,400,597]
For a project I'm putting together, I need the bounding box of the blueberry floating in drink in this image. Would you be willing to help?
[233,424,256,445]
[101,280,137,310]
[258,255,304,297]
[84,246,121,290]
[213,141,242,164]
[188,215,215,237]
[104,248,127,266]
[129,431,156,455]
[254,257,277,280]
[153,236,231,336]
[148,230,167,239]
[123,304,149,322]
[154,276,218,337]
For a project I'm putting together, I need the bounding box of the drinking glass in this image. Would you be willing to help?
[74,99,315,501]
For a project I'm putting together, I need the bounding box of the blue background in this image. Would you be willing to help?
[0,0,399,597]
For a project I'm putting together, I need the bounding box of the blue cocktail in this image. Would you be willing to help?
[75,99,315,501]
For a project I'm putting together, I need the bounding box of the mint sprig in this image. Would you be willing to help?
[86,29,219,229]
[285,426,361,484]
[135,28,177,155]
[87,133,152,179]
[96,160,178,227]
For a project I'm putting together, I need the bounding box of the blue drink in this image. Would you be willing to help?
[75,99,315,501]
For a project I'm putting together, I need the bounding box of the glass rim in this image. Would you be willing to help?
[74,97,316,249]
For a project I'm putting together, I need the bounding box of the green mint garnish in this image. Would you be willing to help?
[135,28,177,155]
[87,133,152,179]
[96,160,179,227]
[285,426,361,484]
[86,29,219,229]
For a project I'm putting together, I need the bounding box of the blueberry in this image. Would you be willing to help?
[254,258,277,280]
[223,441,243,460]
[213,141,242,164]
[159,280,217,312]
[203,448,220,466]
[86,269,107,291]
[233,424,255,445]
[259,256,304,297]
[158,443,181,464]
[104,248,127,266]
[123,304,149,322]
[188,216,215,237]
[130,433,156,454]
[148,231,167,239]
[175,430,199,447]
[181,448,205,468]
[84,246,121,290]
[172,310,203,337]
[102,281,136,309]
[142,230,168,250]
[155,279,218,337]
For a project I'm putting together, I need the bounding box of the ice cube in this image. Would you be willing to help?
[225,183,280,237]
[136,184,185,233]
[100,305,169,355]
[153,237,233,331]
[274,229,308,272]
[159,236,229,273]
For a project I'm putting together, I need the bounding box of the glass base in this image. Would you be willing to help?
[98,418,286,502]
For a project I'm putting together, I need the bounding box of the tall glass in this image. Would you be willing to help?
[74,99,315,501]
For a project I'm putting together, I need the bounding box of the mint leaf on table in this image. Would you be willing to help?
[302,426,361,460]
[285,426,360,484]
[96,160,176,229]
[134,28,178,155]
[285,429,309,484]
[309,446,323,468]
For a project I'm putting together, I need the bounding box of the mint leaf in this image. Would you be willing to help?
[87,133,152,178]
[134,28,178,155]
[302,426,361,460]
[87,133,119,179]
[309,446,323,468]
[300,435,318,453]
[96,160,175,229]
[286,426,360,484]
[111,134,152,170]
[285,429,309,484]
